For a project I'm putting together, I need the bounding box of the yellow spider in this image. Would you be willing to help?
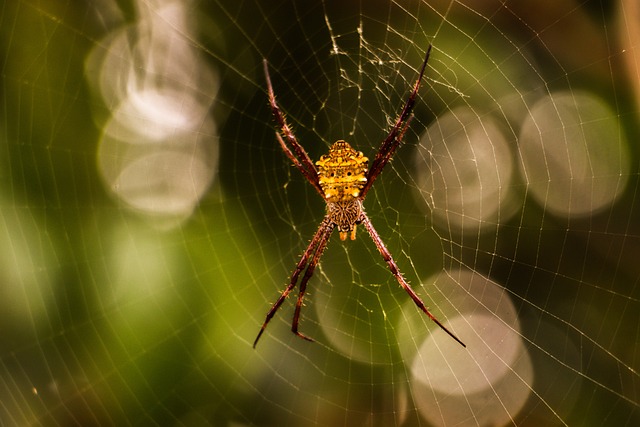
[254,45,465,348]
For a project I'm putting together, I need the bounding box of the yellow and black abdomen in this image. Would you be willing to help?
[316,140,368,203]
[316,141,368,240]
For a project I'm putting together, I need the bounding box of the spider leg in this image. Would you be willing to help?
[253,216,333,348]
[362,45,432,197]
[263,59,324,197]
[291,220,334,341]
[360,213,466,347]
[274,133,324,198]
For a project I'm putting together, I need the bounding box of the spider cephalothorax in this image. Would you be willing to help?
[254,45,465,348]
[316,140,368,240]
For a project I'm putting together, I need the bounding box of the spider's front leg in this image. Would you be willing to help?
[360,213,466,348]
[291,219,334,341]
[253,216,334,348]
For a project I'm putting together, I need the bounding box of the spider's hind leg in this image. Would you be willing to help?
[263,59,324,197]
[362,45,432,197]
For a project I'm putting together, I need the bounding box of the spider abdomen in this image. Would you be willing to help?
[316,140,368,241]
[316,140,368,203]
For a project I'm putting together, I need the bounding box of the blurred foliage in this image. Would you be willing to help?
[0,0,639,425]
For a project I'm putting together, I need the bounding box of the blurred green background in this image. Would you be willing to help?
[1,0,638,425]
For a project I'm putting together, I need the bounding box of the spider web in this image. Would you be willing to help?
[1,0,639,425]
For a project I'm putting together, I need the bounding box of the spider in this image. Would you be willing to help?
[254,45,465,348]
